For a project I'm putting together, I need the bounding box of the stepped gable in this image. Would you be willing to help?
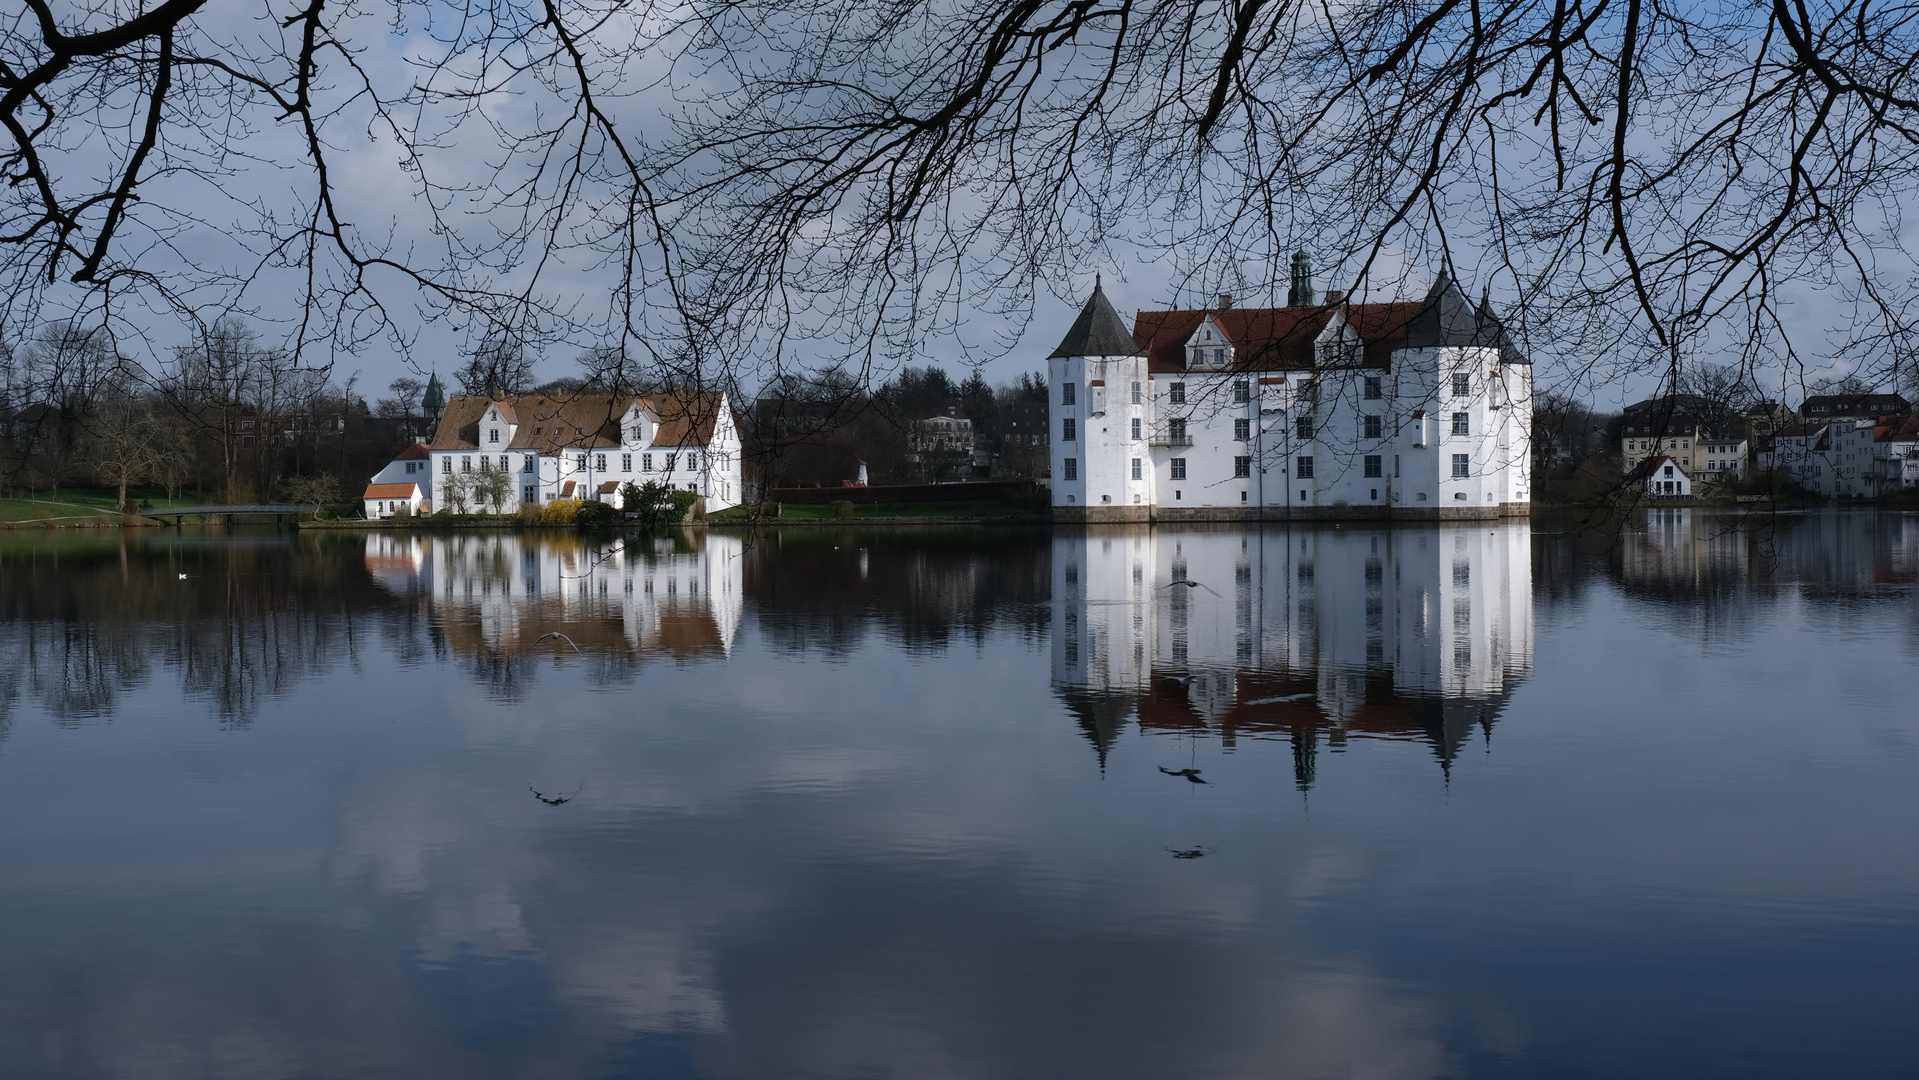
[1050,281,1148,359]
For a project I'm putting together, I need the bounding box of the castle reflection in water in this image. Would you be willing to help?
[1051,523,1534,785]
[365,531,743,663]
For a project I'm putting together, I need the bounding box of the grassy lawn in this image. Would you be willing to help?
[0,488,211,523]
[709,499,1038,522]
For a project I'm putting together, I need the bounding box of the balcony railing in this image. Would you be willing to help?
[1150,434,1193,447]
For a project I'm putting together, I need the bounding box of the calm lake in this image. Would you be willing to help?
[0,512,1915,1079]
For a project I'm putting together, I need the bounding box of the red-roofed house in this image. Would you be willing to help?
[362,481,423,519]
[1047,254,1531,520]
[412,391,743,513]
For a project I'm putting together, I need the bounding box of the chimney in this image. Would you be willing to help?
[1217,293,1233,310]
[1325,290,1346,305]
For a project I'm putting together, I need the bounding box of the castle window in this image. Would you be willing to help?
[1295,416,1314,440]
[643,454,653,472]
[1213,348,1225,365]
[443,458,452,473]
[1364,455,1383,477]
[1063,457,1078,480]
[1452,411,1470,436]
[576,454,587,470]
[1131,418,1141,440]
[622,453,632,471]
[1234,380,1250,402]
[1364,414,1382,439]
[1131,382,1141,404]
[1364,376,1382,399]
[1234,418,1250,440]
[1062,382,1076,406]
[1452,373,1471,397]
[1170,458,1187,480]
[1452,453,1471,477]
[1169,382,1186,404]
[597,454,608,470]
[523,456,534,473]
[488,428,499,443]
[1131,458,1142,480]
[1168,418,1186,441]
[1062,418,1076,442]
[1296,457,1314,479]
[1234,456,1251,478]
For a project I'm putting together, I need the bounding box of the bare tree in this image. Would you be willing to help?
[457,338,537,398]
[8,0,1919,407]
[83,379,180,512]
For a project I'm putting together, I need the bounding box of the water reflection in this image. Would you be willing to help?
[0,517,1915,1078]
[1052,523,1533,782]
[366,532,743,698]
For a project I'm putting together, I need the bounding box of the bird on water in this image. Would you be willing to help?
[1158,767,1207,784]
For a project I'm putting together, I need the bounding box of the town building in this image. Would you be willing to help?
[1619,397,1709,474]
[999,401,1050,477]
[1046,260,1532,521]
[1050,523,1532,783]
[1697,437,1748,483]
[1801,392,1910,420]
[419,391,742,513]
[907,406,977,479]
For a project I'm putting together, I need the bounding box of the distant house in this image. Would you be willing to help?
[1619,398,1709,474]
[1697,436,1748,484]
[1800,392,1910,420]
[1766,416,1898,497]
[1636,455,1692,497]
[1000,401,1050,477]
[362,481,423,518]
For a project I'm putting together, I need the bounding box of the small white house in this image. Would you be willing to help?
[363,482,423,518]
[1642,456,1692,497]
[368,444,434,504]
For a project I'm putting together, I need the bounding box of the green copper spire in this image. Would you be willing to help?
[1287,250,1315,307]
[422,371,446,417]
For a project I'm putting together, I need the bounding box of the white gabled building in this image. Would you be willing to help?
[1047,260,1532,522]
[1637,455,1692,497]
[420,391,744,513]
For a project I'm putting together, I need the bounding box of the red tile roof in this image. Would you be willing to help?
[1132,302,1425,375]
[363,482,421,499]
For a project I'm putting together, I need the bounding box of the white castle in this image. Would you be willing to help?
[1047,256,1533,521]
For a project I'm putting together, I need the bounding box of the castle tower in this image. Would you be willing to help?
[1048,280,1152,521]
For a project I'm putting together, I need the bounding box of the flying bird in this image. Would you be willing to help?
[1165,846,1213,859]
[534,631,581,653]
[1160,580,1219,595]
[529,784,583,805]
[1158,767,1207,784]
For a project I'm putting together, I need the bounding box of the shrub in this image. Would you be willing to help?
[666,488,700,523]
[541,498,581,525]
[518,503,545,524]
[830,499,856,518]
[575,499,618,529]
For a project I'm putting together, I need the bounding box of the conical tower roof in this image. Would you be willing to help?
[1050,280,1146,359]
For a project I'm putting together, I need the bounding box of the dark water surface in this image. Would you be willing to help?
[1,511,1916,1079]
